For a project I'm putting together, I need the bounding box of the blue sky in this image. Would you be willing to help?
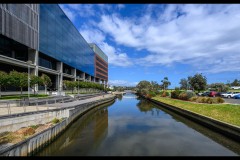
[59,4,240,88]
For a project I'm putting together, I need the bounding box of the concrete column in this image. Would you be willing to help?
[89,75,91,82]
[28,49,39,92]
[81,72,85,81]
[56,62,63,92]
[28,48,36,64]
[72,68,76,81]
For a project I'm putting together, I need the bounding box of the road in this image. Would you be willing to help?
[222,98,240,105]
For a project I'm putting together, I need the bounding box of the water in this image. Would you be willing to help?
[36,93,240,156]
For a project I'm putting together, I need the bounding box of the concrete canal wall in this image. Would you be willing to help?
[143,96,240,142]
[0,95,116,156]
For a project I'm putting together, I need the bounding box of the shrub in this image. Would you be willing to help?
[179,91,196,100]
[149,91,157,97]
[206,97,213,104]
[195,97,206,103]
[51,118,60,124]
[189,96,198,102]
[161,91,170,97]
[145,94,152,99]
[215,97,225,103]
[171,90,182,99]
[186,91,196,100]
[179,92,188,100]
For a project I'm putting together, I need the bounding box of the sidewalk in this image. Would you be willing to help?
[0,94,114,117]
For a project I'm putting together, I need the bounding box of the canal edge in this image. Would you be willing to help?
[139,95,240,142]
[0,95,116,156]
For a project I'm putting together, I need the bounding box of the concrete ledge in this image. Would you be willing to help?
[142,96,240,142]
[0,96,116,156]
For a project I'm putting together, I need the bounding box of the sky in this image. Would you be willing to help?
[59,4,240,88]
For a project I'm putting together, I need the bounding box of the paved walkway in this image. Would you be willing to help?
[0,94,114,117]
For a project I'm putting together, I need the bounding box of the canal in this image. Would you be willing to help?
[36,93,240,156]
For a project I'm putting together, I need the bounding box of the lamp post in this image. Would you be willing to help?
[77,76,79,94]
[26,60,32,99]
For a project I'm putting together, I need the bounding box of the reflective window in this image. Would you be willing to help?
[39,4,95,76]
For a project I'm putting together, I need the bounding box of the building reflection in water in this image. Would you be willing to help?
[35,101,113,156]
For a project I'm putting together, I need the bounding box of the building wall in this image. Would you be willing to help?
[89,43,108,63]
[0,4,39,50]
[89,43,108,81]
[95,54,108,81]
[39,4,95,76]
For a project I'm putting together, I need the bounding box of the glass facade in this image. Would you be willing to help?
[39,4,95,76]
[89,43,108,63]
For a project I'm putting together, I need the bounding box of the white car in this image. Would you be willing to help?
[221,92,240,98]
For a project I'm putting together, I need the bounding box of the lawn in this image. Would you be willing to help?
[228,89,240,92]
[0,94,49,100]
[152,96,240,127]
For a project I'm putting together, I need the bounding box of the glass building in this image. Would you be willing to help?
[0,4,108,93]
[39,4,95,76]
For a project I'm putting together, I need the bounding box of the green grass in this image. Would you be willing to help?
[0,94,49,100]
[228,89,240,92]
[152,96,240,127]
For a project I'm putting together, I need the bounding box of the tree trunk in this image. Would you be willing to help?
[21,87,23,95]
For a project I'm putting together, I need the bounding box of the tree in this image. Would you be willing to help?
[0,71,9,98]
[188,73,207,93]
[208,83,229,92]
[136,80,152,95]
[30,75,43,95]
[63,80,76,94]
[179,78,188,90]
[161,77,171,90]
[151,81,160,92]
[231,79,240,86]
[9,71,28,95]
[41,74,52,95]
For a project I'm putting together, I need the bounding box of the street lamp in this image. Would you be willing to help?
[77,76,79,94]
[26,60,32,99]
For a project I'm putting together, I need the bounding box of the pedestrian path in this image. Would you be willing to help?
[0,94,114,117]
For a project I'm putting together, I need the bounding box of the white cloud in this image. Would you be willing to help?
[66,4,95,17]
[108,80,138,86]
[79,27,133,67]
[117,4,125,10]
[95,4,240,73]
[60,5,77,22]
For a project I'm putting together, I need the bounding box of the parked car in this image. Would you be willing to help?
[221,92,240,98]
[201,91,210,97]
[209,91,218,97]
[216,92,225,97]
[233,94,240,99]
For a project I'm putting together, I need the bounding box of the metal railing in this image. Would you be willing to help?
[0,93,111,116]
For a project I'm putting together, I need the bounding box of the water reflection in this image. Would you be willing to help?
[136,98,153,112]
[36,93,239,156]
[116,94,123,101]
[36,101,113,156]
[137,99,240,155]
